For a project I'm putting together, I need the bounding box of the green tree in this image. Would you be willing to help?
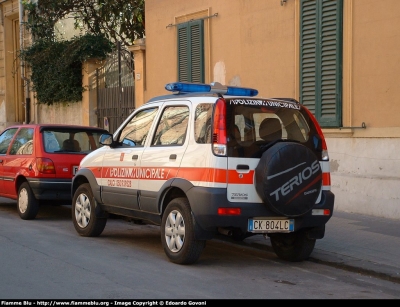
[19,0,144,105]
[23,0,145,46]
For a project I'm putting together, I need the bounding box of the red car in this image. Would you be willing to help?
[0,124,107,220]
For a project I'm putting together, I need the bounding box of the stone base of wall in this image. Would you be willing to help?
[37,101,83,125]
[328,137,400,220]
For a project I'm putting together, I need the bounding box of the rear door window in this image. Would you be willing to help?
[42,128,105,153]
[152,106,189,146]
[226,99,310,158]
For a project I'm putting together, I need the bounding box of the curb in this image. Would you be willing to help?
[216,235,400,285]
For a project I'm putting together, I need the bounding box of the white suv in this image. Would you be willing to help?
[71,82,334,264]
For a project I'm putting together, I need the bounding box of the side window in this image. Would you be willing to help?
[10,128,34,155]
[152,106,189,146]
[0,128,18,154]
[194,103,212,144]
[119,107,159,147]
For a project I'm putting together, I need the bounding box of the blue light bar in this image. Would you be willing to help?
[165,82,211,92]
[225,86,258,97]
[165,82,258,97]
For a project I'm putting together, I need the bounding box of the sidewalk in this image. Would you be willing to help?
[225,210,400,284]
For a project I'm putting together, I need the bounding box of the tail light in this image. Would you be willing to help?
[218,208,241,215]
[302,107,331,190]
[302,107,329,160]
[36,157,56,174]
[212,98,227,156]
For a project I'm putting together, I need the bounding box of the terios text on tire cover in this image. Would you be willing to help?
[71,81,335,264]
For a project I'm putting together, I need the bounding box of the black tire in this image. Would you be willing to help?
[17,182,39,220]
[72,183,107,237]
[161,197,205,264]
[270,230,316,262]
[255,142,322,217]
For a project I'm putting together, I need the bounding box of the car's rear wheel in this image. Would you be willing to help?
[161,197,205,264]
[72,183,107,237]
[17,182,39,220]
[269,229,316,262]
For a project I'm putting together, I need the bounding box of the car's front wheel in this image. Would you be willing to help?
[17,182,39,220]
[269,229,316,262]
[161,197,205,264]
[72,183,107,237]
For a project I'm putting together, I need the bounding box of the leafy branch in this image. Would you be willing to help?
[19,34,112,105]
[19,0,144,105]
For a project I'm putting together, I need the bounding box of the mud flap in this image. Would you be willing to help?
[192,212,214,240]
[307,225,325,240]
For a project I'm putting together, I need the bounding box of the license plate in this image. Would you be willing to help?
[73,166,79,175]
[248,218,294,233]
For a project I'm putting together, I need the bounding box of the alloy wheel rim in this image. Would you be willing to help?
[75,193,91,228]
[164,210,185,253]
[18,188,28,214]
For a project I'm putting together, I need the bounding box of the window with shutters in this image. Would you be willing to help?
[177,20,205,83]
[300,0,343,127]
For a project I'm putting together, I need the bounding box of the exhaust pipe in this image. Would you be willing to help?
[218,227,233,236]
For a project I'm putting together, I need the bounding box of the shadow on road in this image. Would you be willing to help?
[0,199,71,220]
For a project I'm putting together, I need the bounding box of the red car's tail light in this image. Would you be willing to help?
[36,157,56,174]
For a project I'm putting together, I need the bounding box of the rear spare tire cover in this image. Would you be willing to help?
[255,142,322,217]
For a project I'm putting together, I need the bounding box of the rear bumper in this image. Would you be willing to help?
[187,186,334,239]
[27,178,72,201]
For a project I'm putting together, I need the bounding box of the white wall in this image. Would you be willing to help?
[37,101,83,125]
[328,137,400,220]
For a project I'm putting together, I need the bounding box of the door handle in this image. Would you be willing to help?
[170,154,177,160]
[237,164,249,170]
[132,155,138,160]
[0,159,3,163]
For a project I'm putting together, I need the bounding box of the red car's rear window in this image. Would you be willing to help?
[42,128,105,153]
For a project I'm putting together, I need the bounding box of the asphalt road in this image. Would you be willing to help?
[0,197,399,299]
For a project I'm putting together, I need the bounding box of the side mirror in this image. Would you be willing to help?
[99,133,113,146]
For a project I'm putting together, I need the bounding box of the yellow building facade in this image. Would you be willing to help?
[0,0,399,219]
[142,0,400,219]
[0,0,98,128]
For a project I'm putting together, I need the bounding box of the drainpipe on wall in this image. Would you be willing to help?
[19,0,30,124]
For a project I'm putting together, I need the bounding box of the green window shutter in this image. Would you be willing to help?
[177,20,205,83]
[300,0,343,127]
